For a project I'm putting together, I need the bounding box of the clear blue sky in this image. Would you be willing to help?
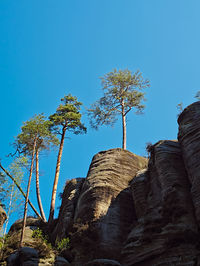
[0,0,199,229]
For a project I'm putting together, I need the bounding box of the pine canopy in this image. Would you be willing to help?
[49,94,87,135]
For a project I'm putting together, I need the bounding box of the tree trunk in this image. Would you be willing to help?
[0,183,14,258]
[3,184,14,237]
[19,137,37,248]
[48,126,66,225]
[0,163,41,219]
[35,149,46,221]
[122,100,127,150]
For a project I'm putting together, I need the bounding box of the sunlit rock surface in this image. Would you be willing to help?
[0,206,6,230]
[70,148,147,264]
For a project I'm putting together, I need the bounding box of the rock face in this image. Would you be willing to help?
[122,140,199,265]
[178,101,200,225]
[3,101,200,266]
[51,178,85,242]
[0,206,7,230]
[71,149,147,264]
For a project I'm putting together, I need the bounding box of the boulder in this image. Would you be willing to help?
[54,256,70,265]
[19,247,39,265]
[9,216,45,233]
[7,251,20,266]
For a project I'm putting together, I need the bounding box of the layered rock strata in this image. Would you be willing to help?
[51,178,85,242]
[71,149,147,264]
[178,101,200,225]
[122,140,199,265]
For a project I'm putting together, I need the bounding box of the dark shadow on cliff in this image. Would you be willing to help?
[70,186,137,264]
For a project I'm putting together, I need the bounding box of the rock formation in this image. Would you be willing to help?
[2,101,200,266]
[122,140,199,265]
[70,149,147,265]
[0,206,6,231]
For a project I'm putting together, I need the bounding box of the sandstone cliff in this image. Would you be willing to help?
[2,101,200,266]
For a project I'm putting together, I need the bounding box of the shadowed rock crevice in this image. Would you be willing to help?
[51,177,85,243]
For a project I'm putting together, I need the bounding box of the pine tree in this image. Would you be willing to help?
[16,114,58,246]
[88,69,150,149]
[48,94,86,224]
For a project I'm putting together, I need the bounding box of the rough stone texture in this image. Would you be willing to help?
[71,148,147,264]
[7,251,20,266]
[19,247,39,265]
[122,140,199,266]
[178,101,200,226]
[7,247,39,266]
[54,256,70,265]
[2,222,56,265]
[0,206,7,230]
[5,101,200,266]
[51,177,85,242]
[9,216,45,233]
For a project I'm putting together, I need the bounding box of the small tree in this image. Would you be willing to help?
[16,114,58,247]
[88,69,150,149]
[0,172,9,210]
[3,158,26,234]
[0,162,40,218]
[0,157,26,253]
[48,94,86,224]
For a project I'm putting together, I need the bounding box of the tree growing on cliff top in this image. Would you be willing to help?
[48,94,87,224]
[88,69,150,150]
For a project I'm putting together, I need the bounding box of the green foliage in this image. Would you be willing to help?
[88,69,150,129]
[0,157,26,222]
[56,237,70,251]
[32,228,49,245]
[0,234,11,257]
[0,172,9,209]
[49,94,87,135]
[1,157,27,236]
[16,114,59,156]
[32,228,53,256]
[0,236,5,250]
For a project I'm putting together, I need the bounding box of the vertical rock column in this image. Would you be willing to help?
[72,148,147,264]
[122,140,198,266]
[178,101,200,225]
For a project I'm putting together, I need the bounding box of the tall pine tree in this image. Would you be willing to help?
[48,94,86,224]
[88,69,150,149]
[16,114,58,246]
